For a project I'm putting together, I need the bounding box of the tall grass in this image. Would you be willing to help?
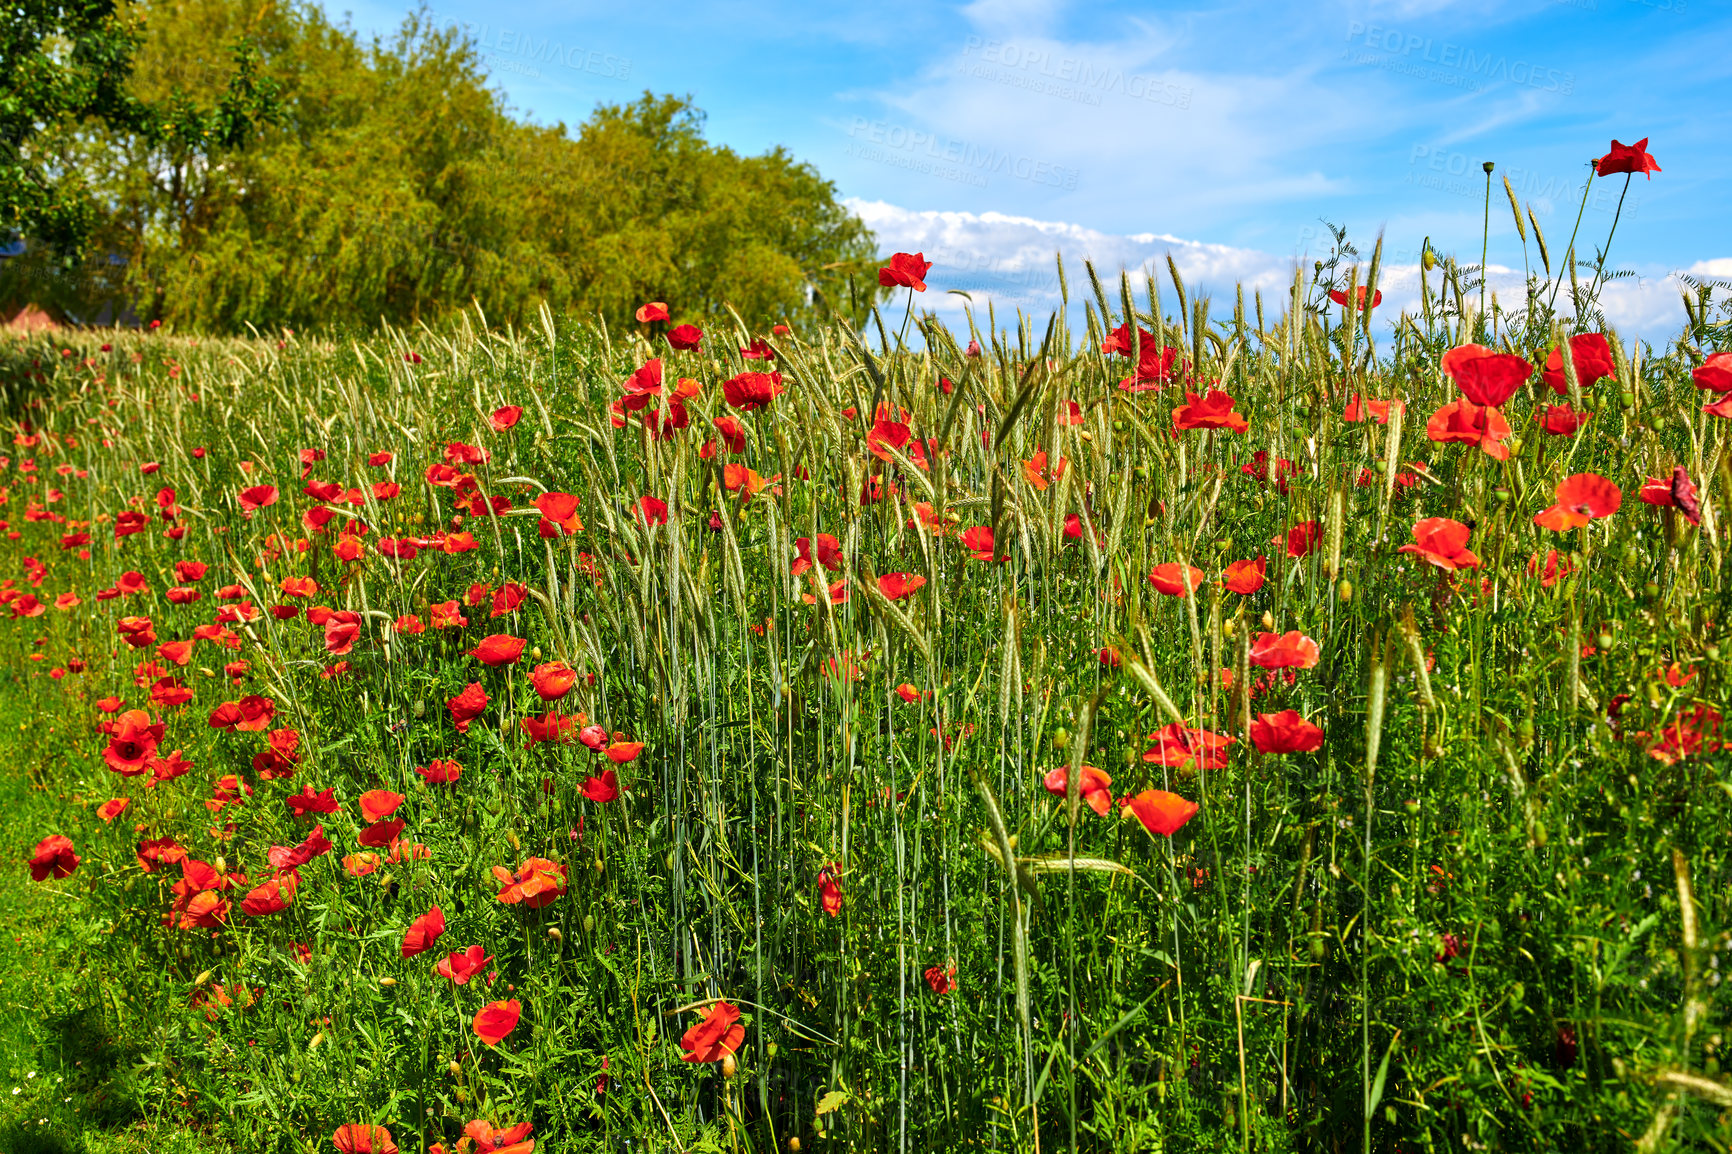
[0,260,1728,1153]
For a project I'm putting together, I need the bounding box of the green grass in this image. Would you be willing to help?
[0,254,1728,1153]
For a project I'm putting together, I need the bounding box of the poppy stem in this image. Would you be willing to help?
[1544,167,1596,316]
[1480,163,1494,331]
[1583,174,1634,308]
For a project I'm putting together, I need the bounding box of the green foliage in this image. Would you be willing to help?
[32,1,878,334]
[0,276,1729,1153]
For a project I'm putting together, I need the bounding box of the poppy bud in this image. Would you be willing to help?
[413,699,426,719]
[311,1032,323,1049]
[594,858,605,875]
[1260,611,1274,631]
[1337,580,1353,604]
[548,927,562,942]
[507,830,521,852]
[531,647,542,659]
[1051,727,1069,750]
[722,1053,737,1079]
[215,856,226,873]
[788,1139,800,1152]
[193,969,212,986]
[1532,820,1547,847]
[199,666,216,678]
[768,1042,778,1058]
[1403,799,1420,816]
[1223,619,1236,638]
[380,976,396,987]
[1596,632,1613,651]
[1619,390,1635,409]
[448,1061,462,1076]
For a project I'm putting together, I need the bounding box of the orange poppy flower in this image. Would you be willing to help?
[472,1000,521,1046]
[606,741,643,764]
[1121,790,1199,836]
[359,790,405,823]
[533,492,583,535]
[240,871,299,916]
[96,797,131,822]
[469,634,526,667]
[458,1119,535,1154]
[332,1124,399,1154]
[680,1001,746,1062]
[493,858,568,908]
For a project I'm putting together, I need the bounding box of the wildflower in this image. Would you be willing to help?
[681,1001,745,1062]
[1442,344,1531,407]
[436,945,494,985]
[238,485,279,515]
[1595,137,1660,178]
[416,759,462,785]
[1121,790,1198,836]
[332,1124,399,1154]
[877,573,926,600]
[1342,394,1399,423]
[287,786,339,817]
[791,533,842,575]
[1329,286,1382,309]
[1398,518,1481,571]
[1542,333,1615,394]
[1250,710,1324,754]
[1142,723,1233,770]
[635,301,669,323]
[1536,404,1593,436]
[1042,764,1113,816]
[1425,398,1513,460]
[490,405,522,432]
[878,252,931,291]
[1248,631,1320,670]
[665,324,702,351]
[1222,557,1266,594]
[1171,389,1248,434]
[456,1119,535,1154]
[240,872,298,917]
[402,907,446,957]
[1022,450,1066,490]
[1533,473,1621,531]
[267,825,332,870]
[1148,562,1204,597]
[924,964,957,995]
[818,864,842,917]
[583,769,619,803]
[959,526,999,562]
[96,797,131,822]
[638,496,669,526]
[472,1000,521,1047]
[1692,351,1732,392]
[534,493,582,535]
[493,858,568,908]
[447,683,488,733]
[1276,521,1322,559]
[606,741,643,764]
[721,371,784,411]
[27,835,79,881]
[469,634,526,667]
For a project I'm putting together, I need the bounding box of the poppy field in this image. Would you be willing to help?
[2,159,1732,1151]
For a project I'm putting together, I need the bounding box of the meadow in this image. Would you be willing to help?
[0,210,1730,1152]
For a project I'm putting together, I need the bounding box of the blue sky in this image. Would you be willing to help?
[333,0,1729,337]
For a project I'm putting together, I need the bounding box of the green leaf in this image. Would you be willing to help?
[815,1089,850,1117]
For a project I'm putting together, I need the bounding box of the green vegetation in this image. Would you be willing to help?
[0,238,1728,1152]
[1,1,879,334]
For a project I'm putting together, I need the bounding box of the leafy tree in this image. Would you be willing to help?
[57,2,877,333]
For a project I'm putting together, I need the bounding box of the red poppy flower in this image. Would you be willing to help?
[288,786,339,817]
[1329,285,1382,310]
[436,944,493,985]
[791,533,842,575]
[533,492,582,535]
[469,634,526,667]
[578,724,608,751]
[105,709,163,774]
[136,836,188,873]
[877,573,926,600]
[722,371,784,411]
[878,252,931,292]
[1277,521,1322,559]
[818,863,842,917]
[1121,790,1199,836]
[1021,450,1066,490]
[664,324,703,351]
[1542,333,1615,395]
[240,871,299,916]
[1143,723,1233,770]
[1537,404,1593,436]
[28,834,79,881]
[471,999,522,1046]
[582,769,619,803]
[1533,472,1621,531]
[357,818,405,848]
[324,611,362,655]
[237,484,279,516]
[521,712,576,747]
[924,964,957,994]
[1442,344,1531,407]
[1042,764,1114,816]
[681,1000,746,1062]
[1250,710,1324,754]
[529,661,576,701]
[401,906,446,957]
[1398,518,1481,571]
[1172,389,1248,434]
[267,825,332,870]
[1222,556,1266,594]
[489,405,522,433]
[635,301,669,323]
[1704,393,1732,420]
[1693,351,1732,392]
[1148,562,1204,597]
[1426,398,1513,460]
[1248,630,1320,670]
[638,496,669,527]
[448,683,489,733]
[1595,138,1660,179]
[332,1124,399,1154]
[959,526,998,562]
[493,858,568,908]
[96,797,131,822]
[414,759,461,785]
[1342,394,1399,424]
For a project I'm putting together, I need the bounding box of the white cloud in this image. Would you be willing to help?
[853,197,1688,340]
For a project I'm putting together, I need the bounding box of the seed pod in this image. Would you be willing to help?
[583,915,595,934]
[379,976,397,987]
